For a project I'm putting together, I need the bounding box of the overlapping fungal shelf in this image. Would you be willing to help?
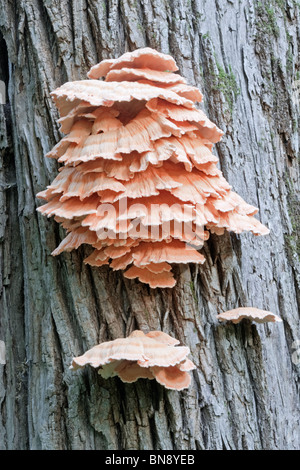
[70,330,196,391]
[37,48,269,288]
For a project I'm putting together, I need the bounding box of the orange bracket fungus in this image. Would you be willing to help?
[37,48,270,288]
[216,307,283,324]
[70,330,196,391]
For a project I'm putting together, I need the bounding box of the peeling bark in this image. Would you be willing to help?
[0,0,299,450]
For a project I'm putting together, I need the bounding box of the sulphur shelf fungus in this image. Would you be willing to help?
[70,330,196,391]
[216,307,283,324]
[36,47,269,288]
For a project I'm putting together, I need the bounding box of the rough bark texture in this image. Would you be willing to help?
[0,0,299,450]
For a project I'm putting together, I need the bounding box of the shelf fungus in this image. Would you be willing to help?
[216,307,283,324]
[70,330,196,391]
[37,47,269,288]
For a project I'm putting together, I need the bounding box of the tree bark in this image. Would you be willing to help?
[0,0,299,450]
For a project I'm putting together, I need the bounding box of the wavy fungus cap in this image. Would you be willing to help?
[36,47,270,288]
[70,330,196,391]
[87,47,179,79]
[216,307,283,324]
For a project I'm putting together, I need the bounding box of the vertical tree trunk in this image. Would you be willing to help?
[0,0,299,450]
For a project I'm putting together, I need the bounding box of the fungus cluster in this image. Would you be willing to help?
[70,330,196,391]
[70,305,283,390]
[37,47,269,288]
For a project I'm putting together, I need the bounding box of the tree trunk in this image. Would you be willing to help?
[0,0,299,450]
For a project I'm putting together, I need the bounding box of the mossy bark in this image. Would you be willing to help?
[0,0,299,450]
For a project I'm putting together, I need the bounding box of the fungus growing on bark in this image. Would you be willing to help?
[70,330,196,391]
[37,47,269,288]
[216,307,283,324]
